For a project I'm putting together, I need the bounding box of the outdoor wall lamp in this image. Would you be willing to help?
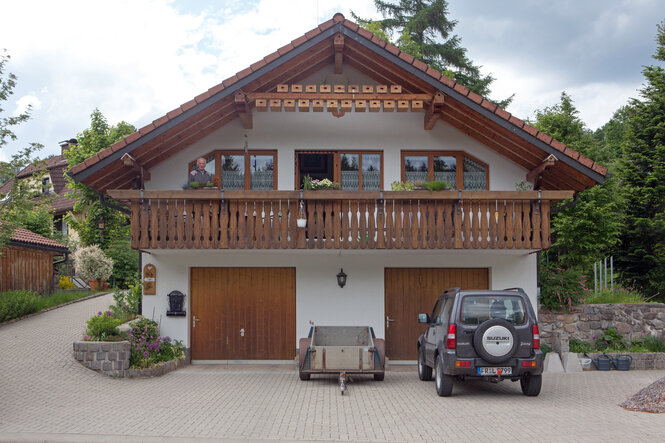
[336,268,347,288]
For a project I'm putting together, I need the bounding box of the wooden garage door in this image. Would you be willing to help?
[190,268,295,361]
[385,268,489,360]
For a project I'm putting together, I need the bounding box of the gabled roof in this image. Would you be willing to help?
[1,154,77,214]
[8,228,68,253]
[70,13,607,193]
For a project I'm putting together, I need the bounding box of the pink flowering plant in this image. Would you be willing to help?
[302,175,340,190]
[539,265,591,311]
[128,318,185,369]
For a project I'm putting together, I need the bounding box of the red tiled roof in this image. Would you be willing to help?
[69,13,608,184]
[0,179,14,195]
[10,228,68,250]
[16,155,68,178]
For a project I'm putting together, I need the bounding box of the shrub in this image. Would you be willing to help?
[540,342,552,359]
[58,276,76,290]
[424,180,450,191]
[111,281,141,317]
[585,288,650,304]
[155,336,186,363]
[539,265,591,311]
[73,245,113,284]
[105,238,138,289]
[128,318,161,368]
[85,310,123,340]
[0,290,39,322]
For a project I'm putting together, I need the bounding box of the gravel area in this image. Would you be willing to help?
[620,376,665,413]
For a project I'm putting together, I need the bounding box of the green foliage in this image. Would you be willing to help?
[616,21,665,301]
[105,238,139,289]
[584,288,650,304]
[540,342,552,359]
[353,0,511,106]
[111,282,141,316]
[424,180,450,191]
[391,181,415,191]
[569,338,593,354]
[0,290,39,322]
[0,50,45,249]
[594,328,627,352]
[533,92,622,270]
[85,310,123,340]
[539,265,591,311]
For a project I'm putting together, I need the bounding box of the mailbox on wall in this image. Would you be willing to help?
[167,290,186,317]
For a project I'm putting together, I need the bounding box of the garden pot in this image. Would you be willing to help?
[88,279,109,290]
[297,218,307,228]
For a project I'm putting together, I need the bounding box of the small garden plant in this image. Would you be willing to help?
[128,318,185,369]
[302,176,340,190]
[570,328,665,353]
[73,245,114,289]
[391,181,415,191]
[84,310,125,341]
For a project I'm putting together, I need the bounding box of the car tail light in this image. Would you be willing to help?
[522,361,537,367]
[532,324,540,350]
[446,324,456,349]
[455,360,470,367]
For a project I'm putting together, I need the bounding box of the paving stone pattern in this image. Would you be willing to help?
[1,293,665,442]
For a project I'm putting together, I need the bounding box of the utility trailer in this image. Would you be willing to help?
[298,326,386,394]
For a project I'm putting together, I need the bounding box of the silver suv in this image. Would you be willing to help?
[417,287,543,397]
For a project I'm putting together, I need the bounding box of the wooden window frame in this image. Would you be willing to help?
[294,150,384,190]
[188,150,278,190]
[400,150,489,190]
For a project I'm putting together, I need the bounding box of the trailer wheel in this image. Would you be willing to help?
[374,373,385,381]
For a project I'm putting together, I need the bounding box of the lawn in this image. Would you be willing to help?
[0,289,106,323]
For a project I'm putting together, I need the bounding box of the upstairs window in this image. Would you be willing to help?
[188,150,277,190]
[340,152,382,190]
[42,177,53,195]
[401,151,488,190]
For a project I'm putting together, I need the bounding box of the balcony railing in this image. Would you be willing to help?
[107,190,573,251]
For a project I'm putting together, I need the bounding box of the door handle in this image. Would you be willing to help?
[192,315,200,328]
[386,316,395,328]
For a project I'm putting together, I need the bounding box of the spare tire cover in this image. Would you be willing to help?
[473,319,519,364]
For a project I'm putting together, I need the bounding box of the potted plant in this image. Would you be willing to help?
[391,181,415,191]
[73,245,114,290]
[303,175,340,190]
[424,180,451,191]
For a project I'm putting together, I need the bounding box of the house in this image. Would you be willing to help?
[0,228,69,294]
[70,14,607,363]
[0,139,81,241]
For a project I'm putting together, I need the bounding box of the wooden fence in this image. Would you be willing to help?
[0,245,57,294]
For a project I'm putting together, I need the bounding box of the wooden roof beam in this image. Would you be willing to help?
[425,91,445,130]
[527,154,558,190]
[121,153,150,181]
[334,33,344,74]
[235,90,252,130]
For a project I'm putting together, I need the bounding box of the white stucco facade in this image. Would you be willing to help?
[140,83,540,358]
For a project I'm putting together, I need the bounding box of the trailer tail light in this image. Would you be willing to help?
[446,324,456,349]
[532,324,540,350]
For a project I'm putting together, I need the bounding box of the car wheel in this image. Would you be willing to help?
[418,347,433,381]
[473,319,519,364]
[374,373,385,381]
[435,354,453,397]
[520,373,542,396]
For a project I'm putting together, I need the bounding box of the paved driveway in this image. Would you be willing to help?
[1,293,665,442]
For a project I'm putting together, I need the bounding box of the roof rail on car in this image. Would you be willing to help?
[502,287,526,293]
[443,287,461,295]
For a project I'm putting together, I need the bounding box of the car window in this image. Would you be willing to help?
[438,297,453,325]
[460,295,526,325]
[429,299,442,323]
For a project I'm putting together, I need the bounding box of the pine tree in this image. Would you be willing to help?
[354,0,512,106]
[616,21,665,300]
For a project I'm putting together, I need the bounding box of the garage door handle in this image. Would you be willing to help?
[386,316,395,328]
[192,315,200,328]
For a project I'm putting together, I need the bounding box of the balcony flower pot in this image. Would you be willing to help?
[297,218,307,228]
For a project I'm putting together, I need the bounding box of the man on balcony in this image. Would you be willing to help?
[189,157,213,185]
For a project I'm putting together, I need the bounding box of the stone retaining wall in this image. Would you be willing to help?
[73,341,186,377]
[539,303,665,344]
[73,340,130,377]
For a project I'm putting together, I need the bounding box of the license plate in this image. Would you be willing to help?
[478,367,512,376]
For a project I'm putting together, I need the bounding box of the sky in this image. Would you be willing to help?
[1,0,663,162]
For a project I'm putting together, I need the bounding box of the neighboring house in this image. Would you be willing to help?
[70,14,607,362]
[0,228,69,294]
[0,139,80,241]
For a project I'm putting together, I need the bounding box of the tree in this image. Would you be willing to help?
[64,108,135,249]
[533,92,622,270]
[65,109,138,288]
[0,50,44,249]
[354,0,512,106]
[616,21,665,300]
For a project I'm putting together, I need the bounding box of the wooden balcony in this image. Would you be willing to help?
[107,190,574,251]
